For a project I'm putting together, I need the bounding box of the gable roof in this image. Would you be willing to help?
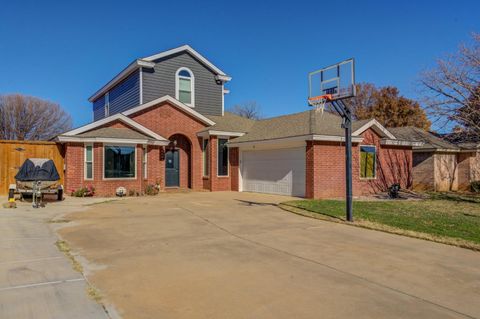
[229,111,397,144]
[59,113,168,143]
[77,127,151,140]
[388,127,459,151]
[143,45,230,78]
[122,96,215,126]
[88,45,230,102]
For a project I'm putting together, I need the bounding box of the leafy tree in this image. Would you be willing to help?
[0,94,72,140]
[346,83,431,130]
[421,33,480,137]
[228,101,262,120]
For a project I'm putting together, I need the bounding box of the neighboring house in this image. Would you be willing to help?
[56,45,419,198]
[389,127,480,191]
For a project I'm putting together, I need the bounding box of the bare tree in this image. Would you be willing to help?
[228,101,262,120]
[421,33,480,138]
[0,94,72,140]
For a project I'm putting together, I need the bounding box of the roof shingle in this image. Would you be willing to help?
[388,127,458,150]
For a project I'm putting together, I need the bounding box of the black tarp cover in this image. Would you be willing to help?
[15,158,60,181]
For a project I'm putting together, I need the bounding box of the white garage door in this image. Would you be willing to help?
[241,147,305,197]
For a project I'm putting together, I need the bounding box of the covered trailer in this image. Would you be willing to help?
[13,158,63,206]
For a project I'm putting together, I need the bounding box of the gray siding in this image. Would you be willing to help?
[142,52,223,116]
[92,70,140,121]
[93,95,105,121]
[109,69,140,115]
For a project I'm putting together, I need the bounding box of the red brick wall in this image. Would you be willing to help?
[64,142,83,193]
[306,128,413,199]
[63,101,242,195]
[208,136,234,191]
[129,101,206,190]
[230,147,239,191]
[65,142,150,196]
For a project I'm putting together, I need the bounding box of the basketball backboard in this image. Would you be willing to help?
[308,58,355,105]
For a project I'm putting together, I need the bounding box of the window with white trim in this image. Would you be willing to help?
[176,68,194,106]
[104,145,136,179]
[104,92,110,117]
[84,144,93,180]
[217,138,228,176]
[143,145,148,179]
[202,138,209,177]
[360,145,376,179]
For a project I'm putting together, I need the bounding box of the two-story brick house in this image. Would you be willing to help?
[57,45,420,197]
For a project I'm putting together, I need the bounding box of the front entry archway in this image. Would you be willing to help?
[166,134,192,188]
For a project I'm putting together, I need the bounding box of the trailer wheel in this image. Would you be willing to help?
[57,188,63,201]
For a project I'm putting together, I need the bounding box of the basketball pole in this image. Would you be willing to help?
[332,100,354,222]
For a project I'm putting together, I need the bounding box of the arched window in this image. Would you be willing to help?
[175,67,194,107]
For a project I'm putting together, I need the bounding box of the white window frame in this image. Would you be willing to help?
[359,144,377,180]
[103,144,137,180]
[143,145,148,179]
[84,143,94,180]
[217,138,229,177]
[175,67,195,107]
[104,92,110,117]
[202,138,209,177]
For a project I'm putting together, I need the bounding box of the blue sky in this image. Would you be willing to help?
[0,0,478,127]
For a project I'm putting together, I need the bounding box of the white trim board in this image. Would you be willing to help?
[352,119,396,139]
[197,130,245,138]
[143,45,231,79]
[381,139,424,147]
[228,134,364,148]
[57,136,168,146]
[60,113,168,142]
[122,95,215,126]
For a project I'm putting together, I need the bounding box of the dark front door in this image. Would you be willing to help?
[165,150,179,187]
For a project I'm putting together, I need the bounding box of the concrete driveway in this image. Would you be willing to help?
[57,192,480,319]
[0,198,109,319]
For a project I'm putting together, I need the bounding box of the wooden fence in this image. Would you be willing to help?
[0,140,64,195]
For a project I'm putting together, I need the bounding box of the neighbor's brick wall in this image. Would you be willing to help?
[434,152,458,192]
[305,128,413,199]
[412,151,435,191]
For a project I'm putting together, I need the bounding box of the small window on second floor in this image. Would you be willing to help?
[104,92,110,117]
[176,67,194,107]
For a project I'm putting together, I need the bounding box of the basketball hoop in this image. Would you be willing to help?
[308,94,332,114]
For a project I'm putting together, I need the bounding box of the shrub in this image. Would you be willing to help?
[145,184,159,196]
[71,185,95,197]
[471,181,480,193]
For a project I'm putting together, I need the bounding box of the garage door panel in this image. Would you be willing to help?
[241,147,305,197]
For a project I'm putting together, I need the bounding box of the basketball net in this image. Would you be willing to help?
[308,94,332,115]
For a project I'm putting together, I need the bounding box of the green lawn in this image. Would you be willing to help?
[283,194,480,246]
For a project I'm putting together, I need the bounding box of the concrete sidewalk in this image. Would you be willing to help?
[0,197,111,319]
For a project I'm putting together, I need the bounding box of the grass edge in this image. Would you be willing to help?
[278,203,480,252]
